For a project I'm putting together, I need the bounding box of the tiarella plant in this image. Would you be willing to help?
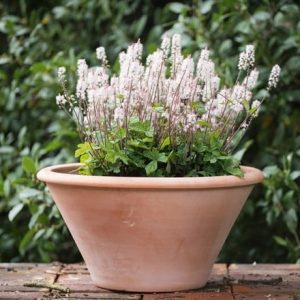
[56,34,280,177]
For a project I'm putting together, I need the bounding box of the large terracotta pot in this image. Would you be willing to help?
[37,163,263,292]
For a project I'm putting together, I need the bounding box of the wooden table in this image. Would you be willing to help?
[0,263,299,299]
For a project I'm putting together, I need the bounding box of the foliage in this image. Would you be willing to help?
[262,154,300,262]
[0,0,299,263]
[168,0,300,263]
[0,0,173,262]
[75,120,242,177]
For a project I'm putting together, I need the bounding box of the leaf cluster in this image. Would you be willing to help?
[75,118,243,177]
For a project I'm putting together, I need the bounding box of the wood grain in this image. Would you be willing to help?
[0,263,299,299]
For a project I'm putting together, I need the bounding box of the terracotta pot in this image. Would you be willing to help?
[37,163,263,292]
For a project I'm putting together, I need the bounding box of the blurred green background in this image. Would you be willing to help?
[0,0,300,263]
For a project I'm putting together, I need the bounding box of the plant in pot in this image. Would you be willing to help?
[37,34,280,292]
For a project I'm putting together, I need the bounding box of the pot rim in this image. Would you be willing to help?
[37,163,264,189]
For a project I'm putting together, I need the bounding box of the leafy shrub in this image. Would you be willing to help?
[0,0,175,262]
[165,0,300,263]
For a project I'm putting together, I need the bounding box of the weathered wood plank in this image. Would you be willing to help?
[143,291,234,300]
[229,264,300,299]
[231,294,294,300]
[56,264,230,293]
[206,264,228,284]
[0,263,299,299]
[60,263,89,274]
[0,291,47,299]
[125,265,233,300]
[0,263,61,293]
[54,292,142,299]
[199,264,232,294]
[57,263,109,292]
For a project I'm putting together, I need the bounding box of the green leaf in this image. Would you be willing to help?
[105,150,119,163]
[274,236,288,247]
[29,212,49,229]
[0,146,15,154]
[168,2,186,13]
[263,165,280,177]
[143,149,158,161]
[231,167,244,177]
[222,159,244,177]
[79,153,92,164]
[134,15,147,37]
[152,103,164,113]
[192,101,205,114]
[45,139,63,151]
[128,153,145,168]
[283,190,294,203]
[157,153,168,163]
[118,151,129,165]
[128,140,145,149]
[19,229,36,254]
[196,120,210,128]
[285,208,298,232]
[291,170,300,180]
[233,141,253,162]
[28,201,38,214]
[160,137,170,150]
[8,203,24,221]
[145,160,157,175]
[108,164,121,174]
[22,156,36,174]
[116,128,126,139]
[252,11,271,22]
[33,229,46,242]
[30,62,48,73]
[75,142,92,157]
[129,119,150,133]
[19,188,41,199]
[200,0,214,14]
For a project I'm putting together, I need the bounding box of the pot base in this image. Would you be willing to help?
[93,280,207,293]
[90,266,210,292]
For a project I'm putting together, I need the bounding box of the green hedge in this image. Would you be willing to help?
[0,0,299,263]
